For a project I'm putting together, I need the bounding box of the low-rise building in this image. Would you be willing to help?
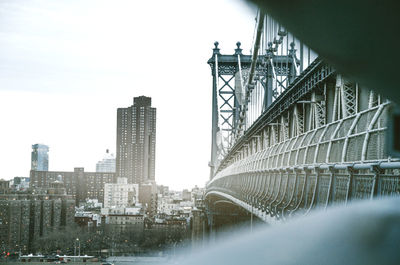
[0,179,10,194]
[139,181,157,217]
[104,177,138,208]
[10,177,30,192]
[157,185,169,196]
[79,198,103,210]
[103,207,144,232]
[182,189,191,201]
[75,210,101,228]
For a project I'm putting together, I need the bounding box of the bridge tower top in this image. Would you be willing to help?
[208,39,298,178]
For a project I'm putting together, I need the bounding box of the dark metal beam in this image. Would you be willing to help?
[247,0,400,105]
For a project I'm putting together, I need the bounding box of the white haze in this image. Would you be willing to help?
[173,197,400,265]
[0,0,257,190]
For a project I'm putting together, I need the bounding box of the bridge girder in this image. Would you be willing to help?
[207,53,399,222]
[207,8,399,223]
[207,162,400,223]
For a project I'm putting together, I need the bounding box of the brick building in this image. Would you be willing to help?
[30,167,115,205]
[0,189,74,253]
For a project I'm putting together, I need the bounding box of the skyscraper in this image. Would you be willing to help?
[116,96,156,184]
[31,144,49,171]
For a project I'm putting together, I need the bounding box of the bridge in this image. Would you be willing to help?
[204,11,400,230]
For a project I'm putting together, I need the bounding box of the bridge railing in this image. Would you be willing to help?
[207,162,400,222]
[206,99,399,221]
[211,102,390,181]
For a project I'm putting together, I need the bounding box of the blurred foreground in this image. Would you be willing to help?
[177,197,400,265]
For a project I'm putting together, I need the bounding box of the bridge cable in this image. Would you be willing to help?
[235,10,265,142]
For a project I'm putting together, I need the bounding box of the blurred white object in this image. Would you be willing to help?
[178,197,400,265]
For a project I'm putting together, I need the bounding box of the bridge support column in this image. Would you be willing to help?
[208,214,216,243]
[191,209,207,250]
[210,42,220,180]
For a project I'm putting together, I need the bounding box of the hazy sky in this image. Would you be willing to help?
[0,0,256,190]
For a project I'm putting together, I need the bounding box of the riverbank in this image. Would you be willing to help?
[4,256,170,265]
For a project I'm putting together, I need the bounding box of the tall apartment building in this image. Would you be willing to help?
[96,149,116,173]
[0,188,74,253]
[30,167,115,205]
[116,96,156,184]
[31,144,49,171]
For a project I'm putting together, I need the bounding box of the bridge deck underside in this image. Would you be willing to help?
[207,164,400,221]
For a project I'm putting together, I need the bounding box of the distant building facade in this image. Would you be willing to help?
[75,210,101,228]
[157,185,169,196]
[0,188,74,253]
[116,96,156,184]
[104,177,139,208]
[182,189,192,201]
[0,179,10,194]
[10,177,30,191]
[31,144,49,171]
[79,198,103,209]
[139,182,157,217]
[96,149,116,173]
[104,207,144,231]
[30,167,115,205]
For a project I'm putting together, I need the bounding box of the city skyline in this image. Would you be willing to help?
[0,0,256,190]
[0,0,398,263]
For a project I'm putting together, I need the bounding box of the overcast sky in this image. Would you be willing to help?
[0,0,256,190]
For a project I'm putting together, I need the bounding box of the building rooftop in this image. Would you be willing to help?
[133,96,152,107]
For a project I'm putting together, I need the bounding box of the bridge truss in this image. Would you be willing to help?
[206,11,400,223]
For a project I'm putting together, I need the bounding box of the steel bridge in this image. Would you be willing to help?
[204,12,400,226]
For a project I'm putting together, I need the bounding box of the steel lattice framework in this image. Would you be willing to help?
[205,12,399,225]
